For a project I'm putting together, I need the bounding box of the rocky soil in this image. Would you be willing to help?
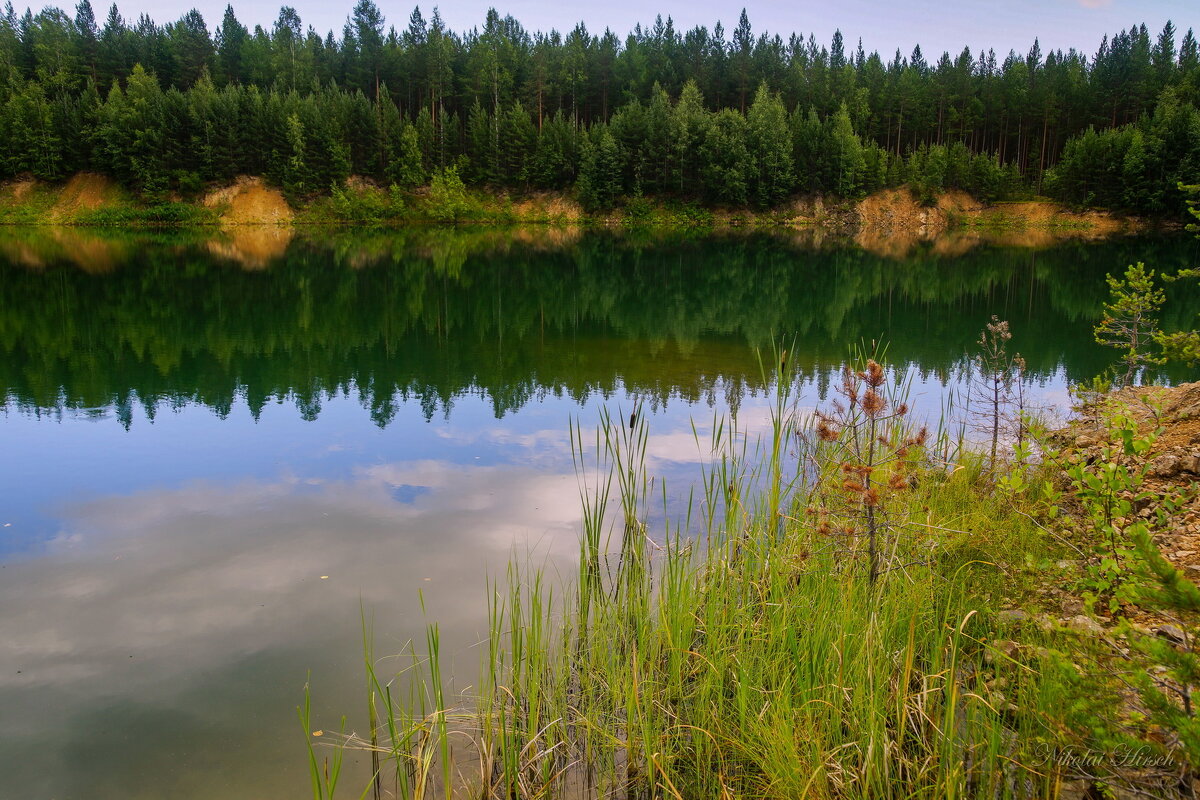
[1016,382,1200,799]
[1065,380,1200,571]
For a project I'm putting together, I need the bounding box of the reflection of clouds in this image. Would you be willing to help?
[434,425,570,451]
[424,401,791,471]
[0,458,584,798]
[2,461,583,690]
[643,402,804,466]
[356,460,582,536]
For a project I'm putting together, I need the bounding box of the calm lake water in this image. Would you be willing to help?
[1,226,1197,799]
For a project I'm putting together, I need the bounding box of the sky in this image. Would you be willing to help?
[96,0,1196,60]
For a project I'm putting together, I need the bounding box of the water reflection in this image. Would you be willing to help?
[0,227,1196,427]
[0,401,588,798]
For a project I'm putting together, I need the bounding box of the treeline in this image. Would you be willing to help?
[1,2,1199,214]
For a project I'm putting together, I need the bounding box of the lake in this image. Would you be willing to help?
[0,226,1196,799]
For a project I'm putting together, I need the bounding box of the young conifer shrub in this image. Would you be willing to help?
[811,356,927,583]
[1094,263,1165,388]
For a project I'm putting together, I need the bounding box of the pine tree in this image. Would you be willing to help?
[350,0,384,98]
[168,9,213,89]
[215,5,246,86]
[282,110,308,195]
[672,79,709,196]
[97,3,127,88]
[528,110,578,189]
[576,125,622,210]
[1094,262,1166,387]
[826,101,865,197]
[465,100,496,184]
[74,0,98,83]
[498,101,535,186]
[746,83,793,206]
[699,108,750,205]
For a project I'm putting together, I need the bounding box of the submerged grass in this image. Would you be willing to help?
[318,353,1105,799]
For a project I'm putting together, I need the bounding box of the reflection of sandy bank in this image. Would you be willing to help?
[0,240,46,269]
[310,225,585,271]
[855,220,1131,260]
[0,228,127,272]
[205,226,294,270]
[53,229,125,273]
[508,224,583,248]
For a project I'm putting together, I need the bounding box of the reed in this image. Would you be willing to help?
[316,352,1091,799]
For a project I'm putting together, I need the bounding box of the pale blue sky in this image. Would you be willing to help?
[81,0,1198,58]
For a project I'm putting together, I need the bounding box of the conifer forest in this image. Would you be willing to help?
[1,2,1198,213]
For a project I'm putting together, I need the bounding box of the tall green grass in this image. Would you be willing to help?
[319,354,1092,799]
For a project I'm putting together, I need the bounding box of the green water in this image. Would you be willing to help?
[0,227,1195,799]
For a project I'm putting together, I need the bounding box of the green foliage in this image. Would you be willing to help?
[424,165,475,222]
[745,84,793,207]
[94,64,167,197]
[699,108,751,205]
[323,182,409,224]
[1065,408,1161,612]
[575,126,621,211]
[384,118,424,188]
[72,200,217,225]
[1046,93,1200,217]
[527,111,578,190]
[825,102,866,197]
[1008,395,1200,770]
[1097,417,1200,766]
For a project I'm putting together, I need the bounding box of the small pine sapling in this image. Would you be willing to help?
[1094,263,1165,388]
[810,356,927,584]
[968,316,1029,465]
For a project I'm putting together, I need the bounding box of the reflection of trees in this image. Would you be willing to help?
[0,230,1196,426]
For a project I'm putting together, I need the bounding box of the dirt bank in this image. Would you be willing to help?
[849,188,1138,256]
[49,173,121,220]
[0,173,1149,240]
[203,176,293,225]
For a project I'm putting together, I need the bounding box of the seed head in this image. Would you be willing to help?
[862,389,886,417]
[864,359,885,387]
